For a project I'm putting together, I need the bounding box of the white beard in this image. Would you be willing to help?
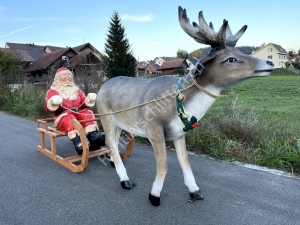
[52,84,79,100]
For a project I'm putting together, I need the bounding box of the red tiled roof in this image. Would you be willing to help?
[160,59,185,70]
[136,61,146,69]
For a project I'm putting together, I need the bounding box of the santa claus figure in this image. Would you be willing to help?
[44,67,105,155]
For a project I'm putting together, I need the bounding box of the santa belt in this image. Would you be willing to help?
[54,107,82,116]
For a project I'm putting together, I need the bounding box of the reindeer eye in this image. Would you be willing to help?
[227,57,237,63]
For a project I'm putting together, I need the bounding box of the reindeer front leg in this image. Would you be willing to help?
[148,128,168,207]
[173,136,204,202]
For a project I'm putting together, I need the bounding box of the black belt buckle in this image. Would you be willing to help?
[70,108,79,112]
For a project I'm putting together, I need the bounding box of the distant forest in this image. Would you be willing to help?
[197,46,260,56]
[236,46,260,55]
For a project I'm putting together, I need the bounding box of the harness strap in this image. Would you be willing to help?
[176,77,199,132]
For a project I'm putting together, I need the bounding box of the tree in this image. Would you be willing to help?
[288,51,294,57]
[189,49,204,58]
[0,50,21,73]
[176,49,188,59]
[104,11,136,78]
[174,66,185,75]
[284,61,291,68]
[0,50,22,85]
[292,62,300,70]
[236,46,260,55]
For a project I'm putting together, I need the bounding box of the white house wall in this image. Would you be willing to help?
[251,44,287,69]
[155,58,165,66]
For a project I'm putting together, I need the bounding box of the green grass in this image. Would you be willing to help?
[186,75,300,174]
[210,76,300,132]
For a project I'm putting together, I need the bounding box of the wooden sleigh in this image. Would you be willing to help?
[37,118,134,173]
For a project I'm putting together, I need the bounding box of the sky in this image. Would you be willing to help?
[0,0,299,61]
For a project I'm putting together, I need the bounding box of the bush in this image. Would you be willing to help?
[0,85,48,119]
[271,68,296,75]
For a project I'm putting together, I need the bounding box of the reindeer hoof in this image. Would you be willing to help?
[121,180,136,189]
[188,190,204,203]
[110,161,115,168]
[149,193,160,207]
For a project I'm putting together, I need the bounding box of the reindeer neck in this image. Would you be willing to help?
[178,73,221,121]
[179,73,221,99]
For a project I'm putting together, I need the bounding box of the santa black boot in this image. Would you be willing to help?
[68,130,83,155]
[87,130,106,151]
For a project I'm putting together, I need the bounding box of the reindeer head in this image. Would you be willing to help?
[178,6,274,89]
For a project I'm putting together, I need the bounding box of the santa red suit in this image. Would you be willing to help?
[44,88,96,133]
[44,67,105,154]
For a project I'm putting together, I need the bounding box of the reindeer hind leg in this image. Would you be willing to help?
[148,128,168,207]
[101,119,135,189]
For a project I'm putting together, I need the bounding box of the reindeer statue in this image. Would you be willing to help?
[96,6,274,207]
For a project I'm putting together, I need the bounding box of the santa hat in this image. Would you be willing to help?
[54,67,73,80]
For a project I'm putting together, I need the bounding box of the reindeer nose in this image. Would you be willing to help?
[266,60,274,66]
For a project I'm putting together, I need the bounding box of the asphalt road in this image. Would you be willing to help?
[0,111,299,225]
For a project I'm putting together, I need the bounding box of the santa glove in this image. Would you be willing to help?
[50,95,63,105]
[87,93,97,101]
[85,93,97,107]
[47,95,62,111]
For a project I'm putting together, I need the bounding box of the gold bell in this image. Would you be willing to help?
[178,94,184,101]
[181,113,188,119]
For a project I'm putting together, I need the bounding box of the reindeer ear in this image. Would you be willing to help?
[193,55,216,78]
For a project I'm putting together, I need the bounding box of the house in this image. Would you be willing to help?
[136,61,147,76]
[44,45,65,54]
[160,58,188,75]
[2,42,106,83]
[154,57,178,66]
[251,43,288,68]
[145,61,161,75]
[24,47,78,81]
[295,56,300,63]
[135,57,189,76]
[4,42,64,68]
[72,43,103,60]
[185,57,201,71]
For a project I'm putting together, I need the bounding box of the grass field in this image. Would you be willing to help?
[185,75,300,175]
[208,75,300,132]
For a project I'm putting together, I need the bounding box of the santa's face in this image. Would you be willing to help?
[52,73,78,100]
[59,74,74,87]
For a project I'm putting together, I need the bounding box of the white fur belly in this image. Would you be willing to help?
[116,121,148,137]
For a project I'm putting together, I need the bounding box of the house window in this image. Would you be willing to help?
[268,48,273,53]
[268,55,272,59]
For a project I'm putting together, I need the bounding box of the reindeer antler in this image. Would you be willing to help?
[178,6,248,48]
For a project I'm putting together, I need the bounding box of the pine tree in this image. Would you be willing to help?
[104,11,136,78]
